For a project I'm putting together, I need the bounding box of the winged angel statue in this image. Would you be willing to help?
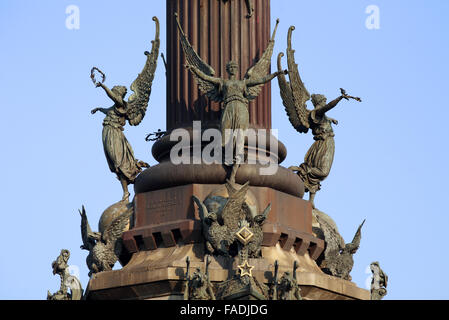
[277,27,361,208]
[91,17,160,202]
[176,15,287,183]
[79,205,133,277]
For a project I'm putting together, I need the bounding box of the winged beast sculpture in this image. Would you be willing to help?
[316,217,365,281]
[193,181,271,258]
[176,14,287,183]
[277,26,361,208]
[79,205,132,277]
[91,17,160,203]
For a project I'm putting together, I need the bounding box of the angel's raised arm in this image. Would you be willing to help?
[98,83,125,108]
[315,95,344,118]
[246,70,286,87]
[187,64,221,86]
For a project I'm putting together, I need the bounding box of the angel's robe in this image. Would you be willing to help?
[102,106,140,183]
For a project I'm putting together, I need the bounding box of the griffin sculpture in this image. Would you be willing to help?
[176,14,286,183]
[78,205,132,277]
[91,17,160,203]
[193,181,271,258]
[277,26,361,208]
[316,215,365,281]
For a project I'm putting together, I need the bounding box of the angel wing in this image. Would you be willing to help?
[277,26,311,134]
[126,17,160,126]
[221,182,250,229]
[79,205,99,250]
[244,19,280,100]
[102,209,133,247]
[175,13,221,102]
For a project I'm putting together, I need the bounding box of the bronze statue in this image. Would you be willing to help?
[47,249,83,300]
[193,181,271,258]
[184,256,216,300]
[317,215,365,281]
[271,261,302,300]
[370,261,388,300]
[277,26,361,208]
[91,17,160,203]
[176,15,286,183]
[79,205,132,277]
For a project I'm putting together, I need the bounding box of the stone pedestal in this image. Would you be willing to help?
[85,184,369,301]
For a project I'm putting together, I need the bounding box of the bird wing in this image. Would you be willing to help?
[79,205,95,249]
[277,26,310,134]
[102,209,133,246]
[314,213,344,259]
[175,13,221,102]
[244,19,279,100]
[126,17,160,126]
[348,219,366,250]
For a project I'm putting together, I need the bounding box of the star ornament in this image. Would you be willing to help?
[238,260,255,277]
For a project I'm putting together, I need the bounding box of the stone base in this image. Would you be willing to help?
[85,244,369,300]
[122,184,323,260]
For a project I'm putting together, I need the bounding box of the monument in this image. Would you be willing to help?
[48,0,387,301]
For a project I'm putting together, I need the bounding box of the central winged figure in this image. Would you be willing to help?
[176,14,287,183]
[91,17,160,203]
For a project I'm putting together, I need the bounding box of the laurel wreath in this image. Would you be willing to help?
[90,67,106,86]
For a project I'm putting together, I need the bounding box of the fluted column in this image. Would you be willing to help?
[166,0,272,131]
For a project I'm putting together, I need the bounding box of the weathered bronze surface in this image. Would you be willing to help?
[176,15,285,183]
[313,209,365,281]
[184,256,216,300]
[47,249,83,300]
[79,205,133,276]
[277,26,361,208]
[271,260,302,300]
[370,261,388,300]
[91,17,160,202]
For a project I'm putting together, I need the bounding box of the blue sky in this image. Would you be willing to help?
[1,0,448,299]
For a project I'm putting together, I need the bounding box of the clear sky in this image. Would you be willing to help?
[1,0,448,300]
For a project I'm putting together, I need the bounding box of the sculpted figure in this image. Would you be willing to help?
[47,249,83,300]
[193,181,271,258]
[317,216,365,281]
[176,15,286,183]
[91,17,160,202]
[370,261,388,300]
[184,256,216,300]
[272,261,302,300]
[79,205,132,277]
[277,26,361,208]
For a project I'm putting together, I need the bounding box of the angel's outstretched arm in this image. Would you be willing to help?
[98,83,125,108]
[187,64,221,86]
[315,96,344,118]
[246,70,287,87]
